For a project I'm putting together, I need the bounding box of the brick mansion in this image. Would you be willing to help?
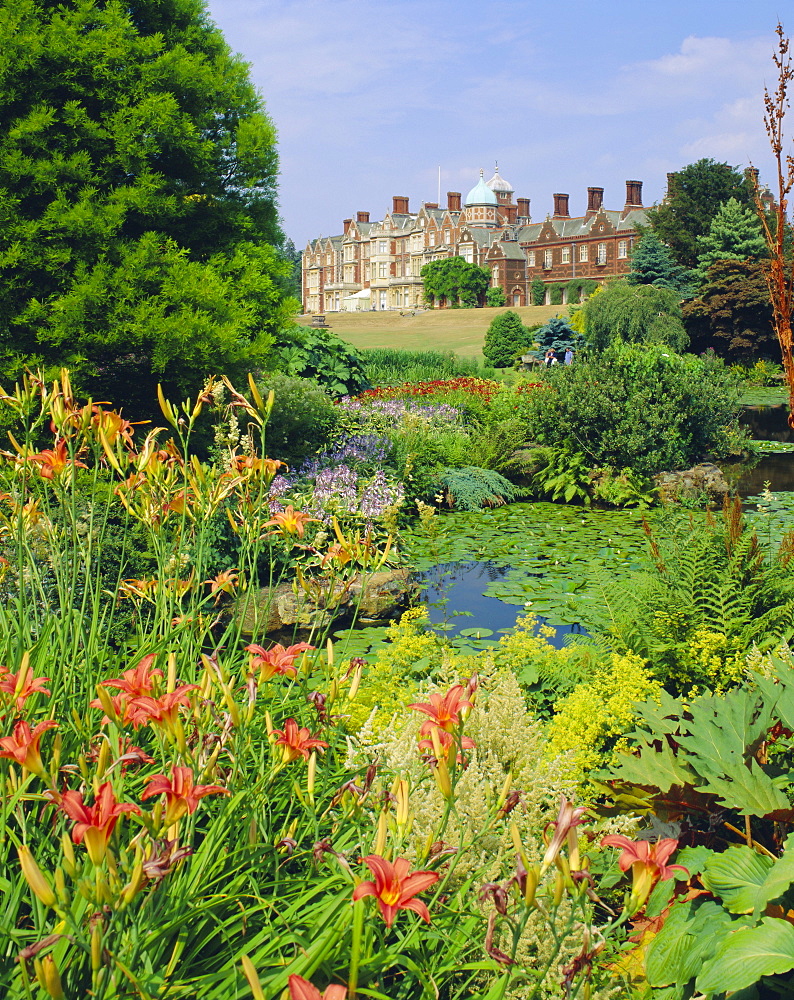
[301,167,649,313]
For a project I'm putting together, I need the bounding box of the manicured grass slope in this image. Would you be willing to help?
[301,305,565,356]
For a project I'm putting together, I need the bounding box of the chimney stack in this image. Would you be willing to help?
[343,218,352,235]
[624,180,643,207]
[505,204,518,224]
[665,173,677,201]
[356,211,370,223]
[447,191,462,212]
[425,202,439,210]
[553,193,570,218]
[516,197,530,220]
[393,195,409,214]
[586,187,604,217]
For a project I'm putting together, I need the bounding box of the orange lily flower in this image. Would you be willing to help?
[127,684,199,728]
[0,719,58,775]
[100,654,163,698]
[59,782,141,864]
[205,568,239,603]
[352,855,440,928]
[244,642,314,682]
[408,684,473,736]
[272,718,328,763]
[0,662,51,713]
[27,438,87,480]
[601,835,688,912]
[264,505,318,538]
[289,975,346,1000]
[141,765,229,825]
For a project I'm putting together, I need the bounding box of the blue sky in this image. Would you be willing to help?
[204,0,789,248]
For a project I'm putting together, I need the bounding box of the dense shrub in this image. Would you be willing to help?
[256,373,339,466]
[585,279,688,352]
[522,344,744,475]
[486,286,506,307]
[270,326,369,396]
[531,277,546,306]
[549,284,564,305]
[483,310,533,367]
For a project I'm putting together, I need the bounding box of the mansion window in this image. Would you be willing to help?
[618,240,628,258]
[561,247,571,264]
[492,266,499,283]
[344,245,354,261]
[444,230,450,244]
[597,243,607,265]
[579,245,588,263]
[528,251,536,267]
[378,262,387,278]
[544,249,552,269]
[364,264,370,280]
[378,240,388,254]
[461,245,473,263]
[429,232,436,247]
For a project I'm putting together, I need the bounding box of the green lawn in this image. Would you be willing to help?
[302,305,567,357]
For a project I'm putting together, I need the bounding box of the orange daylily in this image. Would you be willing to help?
[232,454,284,479]
[0,719,58,775]
[127,684,199,728]
[244,642,314,682]
[408,684,473,736]
[100,654,163,698]
[352,855,440,928]
[264,505,318,538]
[601,835,689,912]
[272,718,328,763]
[141,765,229,826]
[288,974,346,1000]
[59,782,141,864]
[27,438,87,480]
[205,568,239,601]
[0,662,51,712]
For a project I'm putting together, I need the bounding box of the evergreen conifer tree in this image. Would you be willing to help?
[694,198,767,284]
[0,0,294,409]
[628,232,691,294]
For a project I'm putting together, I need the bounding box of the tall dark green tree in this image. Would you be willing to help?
[628,232,691,294]
[0,0,295,409]
[646,158,755,269]
[482,310,532,367]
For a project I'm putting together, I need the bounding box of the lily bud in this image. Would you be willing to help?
[18,846,57,908]
[395,779,410,828]
[54,868,69,906]
[374,811,388,857]
[306,751,317,802]
[552,871,565,907]
[432,758,452,799]
[91,923,103,972]
[524,863,541,907]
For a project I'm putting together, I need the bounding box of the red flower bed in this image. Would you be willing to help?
[359,377,543,404]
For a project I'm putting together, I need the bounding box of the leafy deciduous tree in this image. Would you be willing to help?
[646,158,755,269]
[0,0,295,409]
[682,260,776,362]
[584,280,688,352]
[421,257,489,308]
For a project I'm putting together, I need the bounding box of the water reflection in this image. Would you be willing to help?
[415,560,588,651]
[737,405,794,495]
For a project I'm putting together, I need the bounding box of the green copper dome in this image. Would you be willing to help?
[464,169,498,207]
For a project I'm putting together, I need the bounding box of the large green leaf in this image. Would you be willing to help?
[754,835,794,916]
[645,900,735,988]
[610,740,696,792]
[701,847,774,914]
[696,917,794,994]
[698,759,791,817]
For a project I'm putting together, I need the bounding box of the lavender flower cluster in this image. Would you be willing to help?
[338,397,462,427]
[266,433,403,524]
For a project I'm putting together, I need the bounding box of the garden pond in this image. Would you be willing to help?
[333,398,794,658]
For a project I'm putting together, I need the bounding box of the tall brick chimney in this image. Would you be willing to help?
[586,187,604,217]
[343,218,352,235]
[665,173,677,201]
[356,211,370,223]
[393,195,409,214]
[505,205,518,224]
[447,191,462,212]
[624,180,643,207]
[516,197,530,220]
[424,203,439,210]
[553,193,570,218]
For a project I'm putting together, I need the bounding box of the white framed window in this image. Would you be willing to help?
[378,262,387,278]
[561,247,571,264]
[429,232,436,247]
[461,245,473,263]
[618,240,628,258]
[544,249,552,269]
[528,251,536,267]
[444,230,450,244]
[579,244,589,263]
[597,242,607,265]
[378,240,387,254]
[379,291,387,309]
[492,265,499,282]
